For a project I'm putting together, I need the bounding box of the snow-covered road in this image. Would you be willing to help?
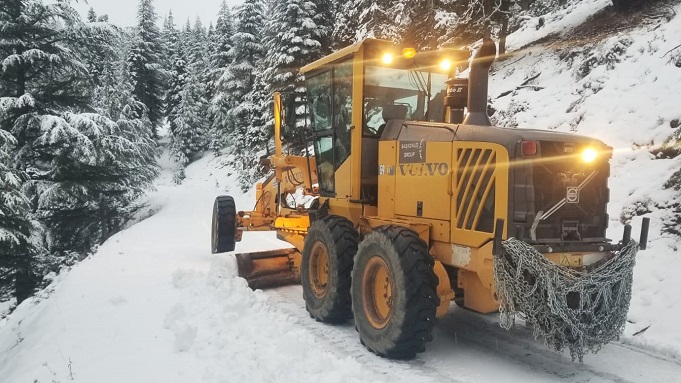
[1,153,679,383]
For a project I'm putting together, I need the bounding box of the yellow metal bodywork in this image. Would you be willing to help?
[235,41,506,312]
[230,94,318,288]
[433,260,455,318]
[237,41,521,314]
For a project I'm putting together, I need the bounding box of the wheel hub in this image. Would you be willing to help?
[309,241,329,298]
[362,255,393,329]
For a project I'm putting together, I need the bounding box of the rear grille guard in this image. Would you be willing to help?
[530,171,599,241]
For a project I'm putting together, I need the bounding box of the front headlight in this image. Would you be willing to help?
[440,58,452,71]
[581,147,598,163]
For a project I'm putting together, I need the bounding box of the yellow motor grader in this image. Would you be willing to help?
[211,38,649,360]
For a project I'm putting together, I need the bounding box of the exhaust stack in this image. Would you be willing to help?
[462,37,497,126]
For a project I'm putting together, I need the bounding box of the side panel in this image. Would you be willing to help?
[450,142,509,248]
[334,158,352,198]
[393,141,452,221]
[377,141,397,218]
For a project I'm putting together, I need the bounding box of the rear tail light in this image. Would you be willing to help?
[522,140,538,156]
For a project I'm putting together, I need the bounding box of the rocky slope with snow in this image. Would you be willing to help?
[489,0,681,357]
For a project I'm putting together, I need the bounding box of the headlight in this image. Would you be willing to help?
[440,58,452,71]
[381,52,394,65]
[581,147,598,163]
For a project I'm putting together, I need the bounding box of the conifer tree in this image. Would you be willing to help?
[168,18,210,166]
[211,0,266,155]
[127,0,165,137]
[0,131,35,304]
[309,0,335,52]
[333,1,360,47]
[188,18,209,68]
[355,0,397,41]
[208,2,236,97]
[170,70,210,165]
[0,0,158,301]
[87,7,97,23]
[161,11,179,76]
[394,1,439,49]
[262,0,324,95]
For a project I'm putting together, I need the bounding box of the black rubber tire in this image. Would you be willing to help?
[301,215,358,324]
[351,226,439,359]
[211,196,236,253]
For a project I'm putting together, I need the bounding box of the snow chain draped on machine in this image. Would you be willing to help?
[493,237,639,362]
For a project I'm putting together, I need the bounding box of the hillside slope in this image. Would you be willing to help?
[489,0,681,356]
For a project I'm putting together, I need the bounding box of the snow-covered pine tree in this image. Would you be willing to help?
[29,111,157,255]
[0,1,93,289]
[166,56,188,136]
[332,1,361,47]
[188,18,209,68]
[309,0,335,52]
[210,0,266,155]
[167,17,211,168]
[355,0,398,41]
[394,0,439,50]
[0,130,35,304]
[166,20,192,135]
[127,0,165,137]
[0,0,158,301]
[87,7,97,23]
[161,11,180,80]
[207,22,216,99]
[262,0,325,96]
[258,0,327,151]
[170,69,210,166]
[437,0,514,48]
[236,72,270,189]
[80,12,119,93]
[208,1,236,99]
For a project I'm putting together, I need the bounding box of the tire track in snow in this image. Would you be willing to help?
[433,308,681,383]
[265,285,681,383]
[265,285,458,383]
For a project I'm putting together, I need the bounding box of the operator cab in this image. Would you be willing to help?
[301,39,470,204]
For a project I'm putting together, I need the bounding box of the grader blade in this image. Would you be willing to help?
[235,248,301,289]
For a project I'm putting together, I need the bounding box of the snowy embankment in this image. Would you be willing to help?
[489,0,681,358]
[1,1,681,382]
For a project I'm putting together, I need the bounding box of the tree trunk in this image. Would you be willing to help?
[14,257,35,305]
[499,0,510,56]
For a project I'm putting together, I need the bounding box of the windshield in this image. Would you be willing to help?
[364,66,448,134]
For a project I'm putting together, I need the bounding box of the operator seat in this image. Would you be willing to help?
[377,104,408,137]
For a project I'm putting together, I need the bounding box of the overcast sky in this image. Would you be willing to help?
[74,0,244,27]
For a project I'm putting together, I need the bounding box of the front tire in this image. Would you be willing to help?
[301,215,358,324]
[352,226,439,359]
[211,196,236,253]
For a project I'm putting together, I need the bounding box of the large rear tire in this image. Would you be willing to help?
[351,226,439,359]
[211,196,236,253]
[301,215,358,324]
